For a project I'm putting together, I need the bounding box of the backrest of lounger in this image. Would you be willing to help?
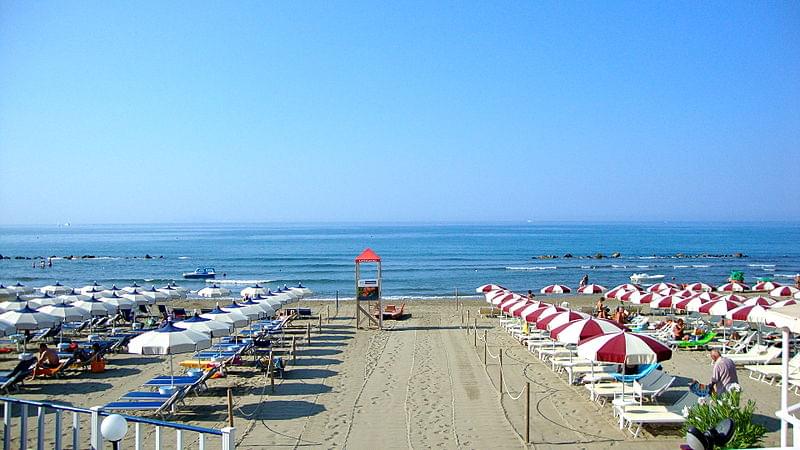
[670,391,700,412]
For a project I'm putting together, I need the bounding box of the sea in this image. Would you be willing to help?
[0,223,798,300]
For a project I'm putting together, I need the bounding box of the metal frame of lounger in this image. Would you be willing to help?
[585,370,666,404]
[619,391,699,438]
[564,363,616,385]
[726,346,781,366]
[102,387,185,418]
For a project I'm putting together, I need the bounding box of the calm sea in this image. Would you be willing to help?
[0,223,798,299]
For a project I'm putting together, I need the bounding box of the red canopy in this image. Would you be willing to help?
[355,248,381,263]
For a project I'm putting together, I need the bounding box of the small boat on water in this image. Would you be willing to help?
[630,273,665,283]
[183,268,216,279]
[374,303,405,320]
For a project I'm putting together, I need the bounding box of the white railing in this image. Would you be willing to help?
[1,396,235,450]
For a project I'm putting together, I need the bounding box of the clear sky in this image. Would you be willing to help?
[1,2,798,224]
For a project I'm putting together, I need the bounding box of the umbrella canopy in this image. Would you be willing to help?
[772,299,799,308]
[271,289,294,305]
[174,314,232,337]
[241,284,268,299]
[0,321,12,337]
[508,300,531,317]
[27,293,60,308]
[104,285,127,297]
[240,298,275,316]
[697,299,741,315]
[39,302,90,322]
[717,282,749,292]
[674,289,696,298]
[685,282,714,292]
[656,288,682,297]
[80,282,106,295]
[549,317,626,343]
[743,296,775,307]
[611,284,642,293]
[674,296,709,311]
[577,284,606,294]
[253,294,282,310]
[221,301,263,320]
[72,296,115,317]
[618,290,641,302]
[0,284,14,300]
[630,292,663,305]
[40,282,72,295]
[540,284,571,294]
[122,289,153,306]
[536,310,590,331]
[128,322,211,355]
[718,294,747,303]
[198,284,231,298]
[488,291,512,305]
[725,304,772,323]
[577,331,672,365]
[770,286,799,297]
[293,282,313,298]
[121,283,143,293]
[168,282,190,295]
[651,295,680,309]
[526,305,567,324]
[753,281,782,292]
[0,295,29,313]
[158,285,186,300]
[513,300,540,317]
[0,305,59,331]
[99,293,135,312]
[499,297,524,313]
[9,282,34,295]
[521,305,551,323]
[518,303,547,320]
[646,283,678,293]
[56,289,91,304]
[476,284,507,294]
[200,306,248,328]
[606,285,640,299]
[696,292,721,302]
[143,286,170,303]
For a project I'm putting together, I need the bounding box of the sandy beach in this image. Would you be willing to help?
[1,296,786,449]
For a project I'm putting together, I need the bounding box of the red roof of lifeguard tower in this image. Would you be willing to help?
[355,248,381,262]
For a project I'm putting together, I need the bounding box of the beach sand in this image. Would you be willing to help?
[1,296,784,449]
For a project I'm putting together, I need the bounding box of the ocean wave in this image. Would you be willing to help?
[673,265,690,268]
[178,256,190,260]
[636,265,650,268]
[307,294,484,302]
[748,264,776,267]
[205,279,272,285]
[505,266,557,271]
[692,265,710,268]
[774,274,799,278]
[611,265,627,268]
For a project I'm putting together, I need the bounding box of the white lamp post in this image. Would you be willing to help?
[101,414,128,449]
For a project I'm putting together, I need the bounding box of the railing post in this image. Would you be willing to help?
[525,382,531,443]
[19,403,28,450]
[72,412,79,450]
[306,323,311,344]
[474,318,478,347]
[198,432,205,450]
[154,425,161,450]
[135,422,142,450]
[483,331,487,365]
[221,426,236,450]
[89,406,102,450]
[176,429,183,450]
[54,409,62,450]
[4,401,11,450]
[36,406,45,450]
[498,349,503,401]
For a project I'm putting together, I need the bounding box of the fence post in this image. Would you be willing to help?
[4,401,11,449]
[307,323,311,344]
[227,388,234,427]
[36,406,45,450]
[291,337,296,363]
[474,318,478,347]
[89,406,102,450]
[498,349,503,401]
[318,314,322,331]
[221,427,236,450]
[19,402,27,450]
[72,412,80,450]
[525,382,531,443]
[326,305,330,323]
[466,310,470,331]
[483,331,487,365]
[335,290,339,316]
[54,409,62,450]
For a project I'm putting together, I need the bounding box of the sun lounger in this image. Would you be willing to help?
[586,369,665,403]
[102,386,185,417]
[725,345,781,366]
[745,353,800,384]
[564,363,617,384]
[619,391,700,438]
[0,358,37,393]
[31,356,76,379]
[670,332,717,349]
[709,331,756,354]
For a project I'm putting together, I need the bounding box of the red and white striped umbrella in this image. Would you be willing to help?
[490,292,515,306]
[725,304,771,323]
[577,284,606,294]
[500,297,524,312]
[717,282,749,292]
[549,317,626,343]
[772,299,799,308]
[770,286,799,298]
[577,331,672,365]
[651,295,680,309]
[518,302,547,319]
[753,281,781,292]
[696,292,721,302]
[646,282,678,293]
[540,284,571,294]
[630,292,663,305]
[524,305,566,323]
[743,296,775,307]
[685,282,714,292]
[718,294,747,303]
[697,299,741,315]
[522,306,549,323]
[513,301,541,317]
[509,300,532,316]
[477,284,507,294]
[487,290,510,304]
[607,284,641,299]
[674,289,696,298]
[657,288,682,297]
[618,290,641,302]
[536,310,590,330]
[674,296,709,311]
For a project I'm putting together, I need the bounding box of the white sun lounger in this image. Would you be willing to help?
[725,345,781,366]
[619,391,700,438]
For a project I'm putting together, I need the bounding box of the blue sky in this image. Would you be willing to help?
[1,2,798,224]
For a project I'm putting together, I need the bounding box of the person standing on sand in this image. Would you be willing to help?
[596,297,608,319]
[579,274,589,289]
[527,290,535,301]
[692,349,739,395]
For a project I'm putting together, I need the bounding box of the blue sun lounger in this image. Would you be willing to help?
[102,388,184,417]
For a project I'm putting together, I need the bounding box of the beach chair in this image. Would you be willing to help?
[619,391,700,438]
[172,307,187,319]
[0,358,37,393]
[671,332,717,350]
[32,356,76,379]
[725,345,781,366]
[587,369,665,405]
[102,386,185,418]
[564,363,617,385]
[709,331,756,354]
[745,353,800,384]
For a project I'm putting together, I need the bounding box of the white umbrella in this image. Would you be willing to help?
[200,305,248,328]
[39,302,90,323]
[122,282,144,293]
[128,322,211,384]
[174,313,232,338]
[197,284,231,298]
[240,284,268,299]
[266,289,292,305]
[293,282,313,298]
[550,317,625,344]
[540,284,571,294]
[80,282,106,294]
[9,282,34,295]
[630,292,663,305]
[143,286,170,304]
[743,296,775,307]
[158,285,185,300]
[73,295,115,317]
[104,285,127,297]
[0,284,14,300]
[240,298,275,317]
[40,282,72,295]
[0,295,29,313]
[221,301,261,321]
[26,293,60,308]
[56,289,91,304]
[168,282,190,295]
[770,286,799,298]
[717,282,749,292]
[0,321,12,337]
[0,304,59,331]
[253,294,282,311]
[82,287,109,298]
[275,287,298,303]
[100,293,135,312]
[685,282,714,292]
[753,281,781,292]
[122,289,153,306]
[476,284,507,294]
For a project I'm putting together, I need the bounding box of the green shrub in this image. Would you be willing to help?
[682,388,767,449]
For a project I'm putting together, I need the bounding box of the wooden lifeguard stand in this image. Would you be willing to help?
[355,248,382,330]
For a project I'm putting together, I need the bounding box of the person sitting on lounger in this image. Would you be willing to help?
[596,297,608,319]
[612,306,629,325]
[672,319,690,341]
[33,343,60,377]
[74,343,102,363]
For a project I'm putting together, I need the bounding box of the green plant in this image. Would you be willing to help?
[682,389,767,449]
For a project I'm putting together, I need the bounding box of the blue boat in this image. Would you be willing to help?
[182,268,216,279]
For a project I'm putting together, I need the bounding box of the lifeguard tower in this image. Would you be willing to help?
[355,248,382,329]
